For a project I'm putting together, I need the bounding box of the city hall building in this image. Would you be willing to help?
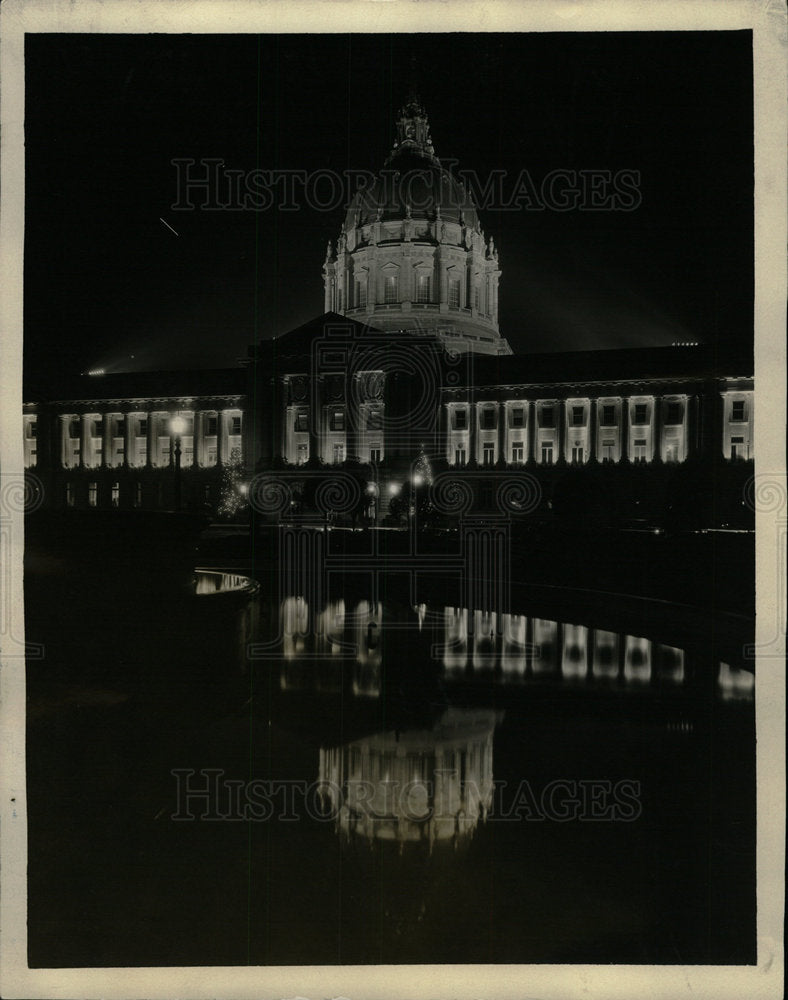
[22,96,754,515]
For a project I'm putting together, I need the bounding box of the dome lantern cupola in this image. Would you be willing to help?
[323,93,512,356]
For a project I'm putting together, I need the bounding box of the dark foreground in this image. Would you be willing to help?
[25,512,755,966]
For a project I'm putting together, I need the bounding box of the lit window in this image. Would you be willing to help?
[540,406,555,428]
[571,406,584,426]
[455,447,466,466]
[454,409,467,430]
[600,405,616,426]
[633,403,648,425]
[480,408,496,430]
[333,444,345,464]
[731,400,746,422]
[88,482,98,507]
[416,274,432,303]
[448,278,460,308]
[331,410,345,431]
[295,412,309,432]
[511,443,524,464]
[297,444,309,465]
[541,443,554,465]
[384,275,399,304]
[511,407,524,428]
[482,443,495,466]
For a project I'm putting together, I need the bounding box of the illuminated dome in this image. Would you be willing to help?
[323,96,511,356]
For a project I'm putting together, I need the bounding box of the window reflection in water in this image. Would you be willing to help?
[269,597,752,701]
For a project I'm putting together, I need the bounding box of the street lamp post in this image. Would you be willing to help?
[170,415,186,511]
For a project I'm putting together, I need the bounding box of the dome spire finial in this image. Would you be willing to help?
[394,78,435,158]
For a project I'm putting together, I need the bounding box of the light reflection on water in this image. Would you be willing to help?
[260,594,751,701]
[319,706,501,851]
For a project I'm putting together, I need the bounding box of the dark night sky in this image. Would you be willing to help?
[24,31,753,379]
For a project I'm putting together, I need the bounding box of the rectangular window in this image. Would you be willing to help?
[571,445,584,464]
[333,444,345,464]
[665,402,682,425]
[474,286,480,311]
[730,435,745,460]
[295,412,308,432]
[367,409,382,431]
[356,279,367,309]
[111,483,120,508]
[205,415,218,436]
[600,405,616,426]
[297,444,309,465]
[416,274,431,303]
[540,406,555,428]
[731,400,746,421]
[65,482,74,508]
[455,447,466,466]
[510,407,524,428]
[448,277,460,309]
[138,418,148,436]
[369,447,382,464]
[541,443,554,465]
[480,408,496,430]
[114,418,125,438]
[230,415,242,435]
[601,439,615,462]
[134,483,143,508]
[384,274,399,304]
[571,406,584,426]
[482,443,495,466]
[69,419,80,439]
[206,446,217,466]
[633,438,647,462]
[454,409,467,430]
[665,444,678,463]
[93,419,104,436]
[331,410,345,431]
[511,443,524,464]
[29,420,38,438]
[633,403,648,425]
[88,482,98,508]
